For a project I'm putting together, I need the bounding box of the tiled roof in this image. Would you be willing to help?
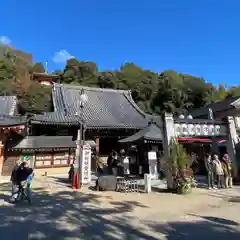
[0,96,26,127]
[0,114,27,127]
[145,114,163,127]
[118,123,163,143]
[190,96,240,118]
[0,96,17,115]
[11,136,95,150]
[33,84,149,129]
[32,112,80,126]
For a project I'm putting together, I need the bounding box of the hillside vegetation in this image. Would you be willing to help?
[0,44,239,115]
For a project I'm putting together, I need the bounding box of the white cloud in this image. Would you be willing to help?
[0,36,11,46]
[52,50,74,64]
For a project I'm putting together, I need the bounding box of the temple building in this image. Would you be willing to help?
[1,84,239,179]
[0,96,27,176]
[190,96,240,177]
[2,83,151,175]
[31,83,150,156]
[31,72,60,86]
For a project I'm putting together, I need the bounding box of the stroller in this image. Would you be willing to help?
[9,173,34,204]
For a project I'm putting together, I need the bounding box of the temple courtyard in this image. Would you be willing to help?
[0,176,240,239]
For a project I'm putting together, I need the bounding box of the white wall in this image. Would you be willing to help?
[234,116,240,129]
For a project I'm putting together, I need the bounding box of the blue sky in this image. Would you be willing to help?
[1,0,240,85]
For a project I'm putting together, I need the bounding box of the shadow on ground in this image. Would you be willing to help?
[0,183,157,240]
[145,216,240,240]
[1,180,240,239]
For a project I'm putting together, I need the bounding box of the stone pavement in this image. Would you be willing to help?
[0,176,240,239]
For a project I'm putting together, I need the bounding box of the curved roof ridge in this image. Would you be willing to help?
[123,91,148,118]
[54,83,129,94]
[9,96,17,116]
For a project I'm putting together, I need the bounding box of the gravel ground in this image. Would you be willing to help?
[0,176,239,239]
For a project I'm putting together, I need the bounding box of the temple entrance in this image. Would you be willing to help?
[177,137,228,175]
[179,140,211,175]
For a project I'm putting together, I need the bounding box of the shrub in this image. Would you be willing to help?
[168,138,195,194]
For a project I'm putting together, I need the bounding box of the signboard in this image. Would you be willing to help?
[80,144,91,185]
[174,123,228,137]
[148,151,157,160]
[21,153,34,168]
[147,151,158,180]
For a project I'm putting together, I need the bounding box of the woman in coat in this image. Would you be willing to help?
[222,153,233,188]
[212,154,224,189]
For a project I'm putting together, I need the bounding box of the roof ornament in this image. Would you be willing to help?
[208,108,214,120]
[179,114,185,119]
[79,89,88,108]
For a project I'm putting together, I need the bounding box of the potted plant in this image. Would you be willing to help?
[168,138,195,194]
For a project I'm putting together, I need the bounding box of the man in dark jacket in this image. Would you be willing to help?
[15,161,33,202]
[17,161,33,183]
[10,160,21,201]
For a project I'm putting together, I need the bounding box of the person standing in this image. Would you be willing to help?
[212,154,224,189]
[117,149,125,177]
[9,160,21,202]
[222,153,233,188]
[16,161,33,203]
[204,153,215,189]
[191,152,199,175]
[111,151,118,176]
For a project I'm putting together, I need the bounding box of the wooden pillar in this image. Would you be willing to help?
[95,136,100,156]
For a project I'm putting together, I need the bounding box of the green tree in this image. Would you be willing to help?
[227,86,240,97]
[0,47,52,114]
[31,62,45,73]
[62,58,98,86]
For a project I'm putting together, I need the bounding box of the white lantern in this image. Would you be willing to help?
[80,93,88,104]
[179,114,185,119]
[195,124,201,136]
[188,124,195,135]
[79,89,88,107]
[215,125,221,135]
[202,125,209,136]
[187,115,193,119]
[181,124,188,136]
[208,125,215,136]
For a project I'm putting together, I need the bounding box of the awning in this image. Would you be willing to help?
[176,137,228,143]
[119,123,163,143]
[10,136,96,150]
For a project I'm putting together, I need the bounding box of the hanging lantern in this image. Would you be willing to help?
[202,125,209,136]
[195,125,201,136]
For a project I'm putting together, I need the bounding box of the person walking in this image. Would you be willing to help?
[212,154,224,189]
[204,153,215,189]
